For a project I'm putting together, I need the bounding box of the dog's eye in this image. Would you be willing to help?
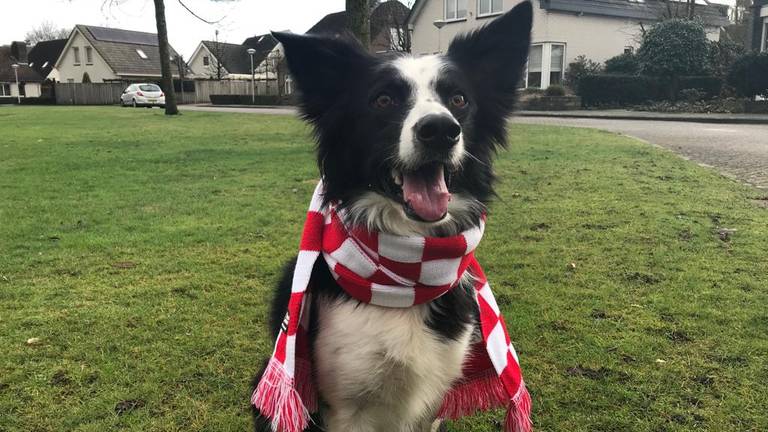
[373,93,395,109]
[449,94,467,109]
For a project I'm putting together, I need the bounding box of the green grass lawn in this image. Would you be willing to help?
[1,106,766,432]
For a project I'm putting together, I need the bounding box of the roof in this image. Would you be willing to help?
[241,33,279,65]
[540,0,730,27]
[201,40,252,75]
[66,25,184,77]
[0,45,44,82]
[408,0,730,27]
[28,39,66,78]
[308,1,411,37]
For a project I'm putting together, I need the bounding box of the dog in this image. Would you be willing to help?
[253,2,533,431]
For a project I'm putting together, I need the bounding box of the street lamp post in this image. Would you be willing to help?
[11,64,20,104]
[433,20,446,53]
[247,48,256,105]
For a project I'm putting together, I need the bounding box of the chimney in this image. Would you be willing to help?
[11,41,28,64]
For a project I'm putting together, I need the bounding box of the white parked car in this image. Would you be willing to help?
[120,83,165,108]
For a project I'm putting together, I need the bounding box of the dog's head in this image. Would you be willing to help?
[274,1,532,234]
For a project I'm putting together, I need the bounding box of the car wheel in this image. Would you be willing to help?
[132,99,137,108]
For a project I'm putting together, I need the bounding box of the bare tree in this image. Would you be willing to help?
[384,0,413,53]
[25,21,71,44]
[206,30,228,80]
[347,0,371,49]
[659,0,697,20]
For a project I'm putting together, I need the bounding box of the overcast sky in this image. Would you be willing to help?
[2,0,350,59]
[4,0,734,60]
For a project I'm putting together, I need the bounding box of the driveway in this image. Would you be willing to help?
[513,116,768,190]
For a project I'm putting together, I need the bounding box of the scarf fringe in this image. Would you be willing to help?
[251,358,316,432]
[437,370,510,419]
[438,374,532,432]
[505,385,533,432]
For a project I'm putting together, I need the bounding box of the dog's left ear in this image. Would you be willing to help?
[447,1,533,113]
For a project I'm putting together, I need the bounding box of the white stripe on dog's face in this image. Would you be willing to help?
[393,55,465,169]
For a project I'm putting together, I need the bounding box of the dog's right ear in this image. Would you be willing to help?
[272,32,375,121]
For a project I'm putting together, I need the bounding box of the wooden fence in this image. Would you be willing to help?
[55,83,126,105]
[54,79,282,106]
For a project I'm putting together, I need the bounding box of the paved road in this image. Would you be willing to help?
[513,116,768,189]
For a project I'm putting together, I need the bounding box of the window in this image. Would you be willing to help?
[139,84,161,92]
[478,0,502,17]
[527,44,542,88]
[73,47,80,64]
[203,55,210,66]
[624,46,633,54]
[525,43,567,89]
[762,21,767,52]
[444,0,467,20]
[1,83,10,96]
[136,49,148,59]
[86,46,93,64]
[67,79,74,83]
[42,61,49,69]
[550,44,565,85]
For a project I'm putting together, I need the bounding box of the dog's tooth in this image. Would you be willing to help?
[394,173,402,185]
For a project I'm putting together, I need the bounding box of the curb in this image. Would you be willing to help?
[516,111,768,125]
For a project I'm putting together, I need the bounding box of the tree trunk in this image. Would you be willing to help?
[346,0,370,50]
[153,0,178,115]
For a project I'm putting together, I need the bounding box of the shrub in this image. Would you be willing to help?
[545,84,566,97]
[726,52,768,98]
[564,55,602,91]
[209,94,283,105]
[706,38,745,78]
[678,88,707,102]
[604,52,640,75]
[578,74,662,106]
[677,76,723,99]
[637,19,709,79]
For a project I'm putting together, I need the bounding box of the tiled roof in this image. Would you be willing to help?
[541,0,730,27]
[307,1,410,37]
[28,39,66,79]
[74,25,184,77]
[201,40,252,75]
[0,45,44,82]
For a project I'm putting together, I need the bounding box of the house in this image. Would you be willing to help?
[27,38,67,81]
[308,0,411,53]
[408,0,730,89]
[187,33,278,79]
[752,0,768,52]
[53,25,185,83]
[0,42,44,101]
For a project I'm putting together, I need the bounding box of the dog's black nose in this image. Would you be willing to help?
[415,114,461,150]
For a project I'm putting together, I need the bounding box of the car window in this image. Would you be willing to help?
[139,84,161,92]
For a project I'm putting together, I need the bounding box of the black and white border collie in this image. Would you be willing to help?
[253,3,532,431]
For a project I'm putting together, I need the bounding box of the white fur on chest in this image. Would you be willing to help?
[314,294,473,432]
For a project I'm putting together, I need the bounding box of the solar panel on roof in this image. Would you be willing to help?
[88,26,158,46]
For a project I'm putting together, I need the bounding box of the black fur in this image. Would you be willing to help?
[253,3,532,430]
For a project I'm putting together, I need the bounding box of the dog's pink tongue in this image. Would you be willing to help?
[403,165,451,222]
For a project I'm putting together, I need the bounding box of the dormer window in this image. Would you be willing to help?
[136,49,148,59]
[42,61,49,68]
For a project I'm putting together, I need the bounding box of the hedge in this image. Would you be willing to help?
[209,94,284,105]
[578,74,724,106]
[578,75,661,106]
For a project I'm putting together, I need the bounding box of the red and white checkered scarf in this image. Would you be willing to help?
[252,181,531,432]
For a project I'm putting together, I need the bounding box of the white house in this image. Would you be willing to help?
[0,42,43,100]
[408,0,730,89]
[756,0,768,52]
[53,25,185,83]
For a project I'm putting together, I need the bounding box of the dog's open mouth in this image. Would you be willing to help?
[393,162,451,222]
